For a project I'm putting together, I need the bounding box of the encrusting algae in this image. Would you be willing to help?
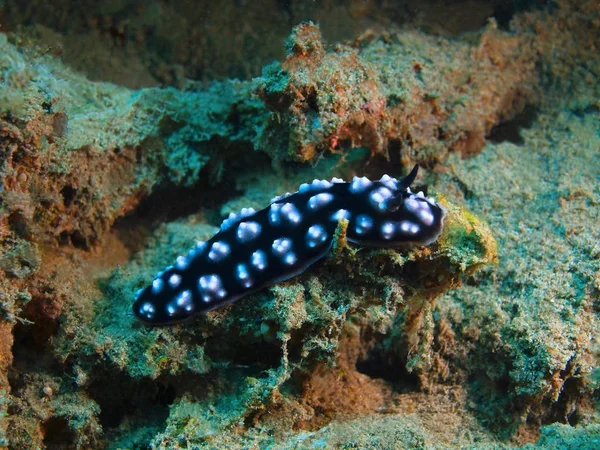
[1,0,599,448]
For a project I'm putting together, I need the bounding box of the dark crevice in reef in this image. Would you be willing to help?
[466,348,521,438]
[546,376,583,427]
[116,168,235,237]
[43,417,77,450]
[489,105,537,145]
[113,143,272,255]
[356,348,420,393]
[355,324,420,393]
[8,324,81,449]
[10,320,172,447]
[86,369,176,439]
[537,358,587,428]
[204,334,283,371]
[466,338,589,436]
[354,259,450,392]
[470,377,520,438]
[10,322,64,376]
[7,211,30,239]
[58,229,90,250]
[491,0,553,30]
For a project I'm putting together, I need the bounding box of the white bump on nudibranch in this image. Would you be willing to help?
[251,250,268,271]
[306,224,328,248]
[331,177,344,183]
[236,221,262,243]
[381,222,395,240]
[240,207,256,217]
[369,186,393,211]
[235,263,253,288]
[208,241,230,262]
[168,273,182,288]
[307,192,334,211]
[300,179,335,193]
[175,255,189,270]
[414,201,435,226]
[331,209,350,221]
[355,214,374,235]
[298,182,311,193]
[283,252,297,265]
[272,238,292,256]
[220,213,237,231]
[379,174,397,190]
[271,192,292,203]
[272,238,296,265]
[268,203,283,226]
[195,241,207,252]
[167,290,194,316]
[280,203,302,225]
[198,274,227,303]
[151,278,164,294]
[349,176,372,193]
[404,198,421,213]
[405,197,435,226]
[139,302,156,319]
[311,179,333,190]
[400,221,420,234]
[417,191,425,199]
[177,290,193,308]
[220,208,256,231]
[418,208,435,226]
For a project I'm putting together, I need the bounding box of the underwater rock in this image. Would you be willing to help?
[0,0,599,447]
[257,21,539,164]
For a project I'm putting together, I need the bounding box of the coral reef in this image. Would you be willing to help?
[257,20,538,163]
[0,0,599,448]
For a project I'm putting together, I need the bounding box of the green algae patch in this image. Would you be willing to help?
[437,197,498,274]
[521,423,600,450]
[433,105,600,442]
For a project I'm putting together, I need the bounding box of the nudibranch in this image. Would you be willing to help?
[132,165,446,325]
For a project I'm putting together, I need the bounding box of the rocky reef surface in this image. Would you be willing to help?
[0,0,598,448]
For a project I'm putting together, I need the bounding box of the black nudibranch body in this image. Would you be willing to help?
[133,165,446,325]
